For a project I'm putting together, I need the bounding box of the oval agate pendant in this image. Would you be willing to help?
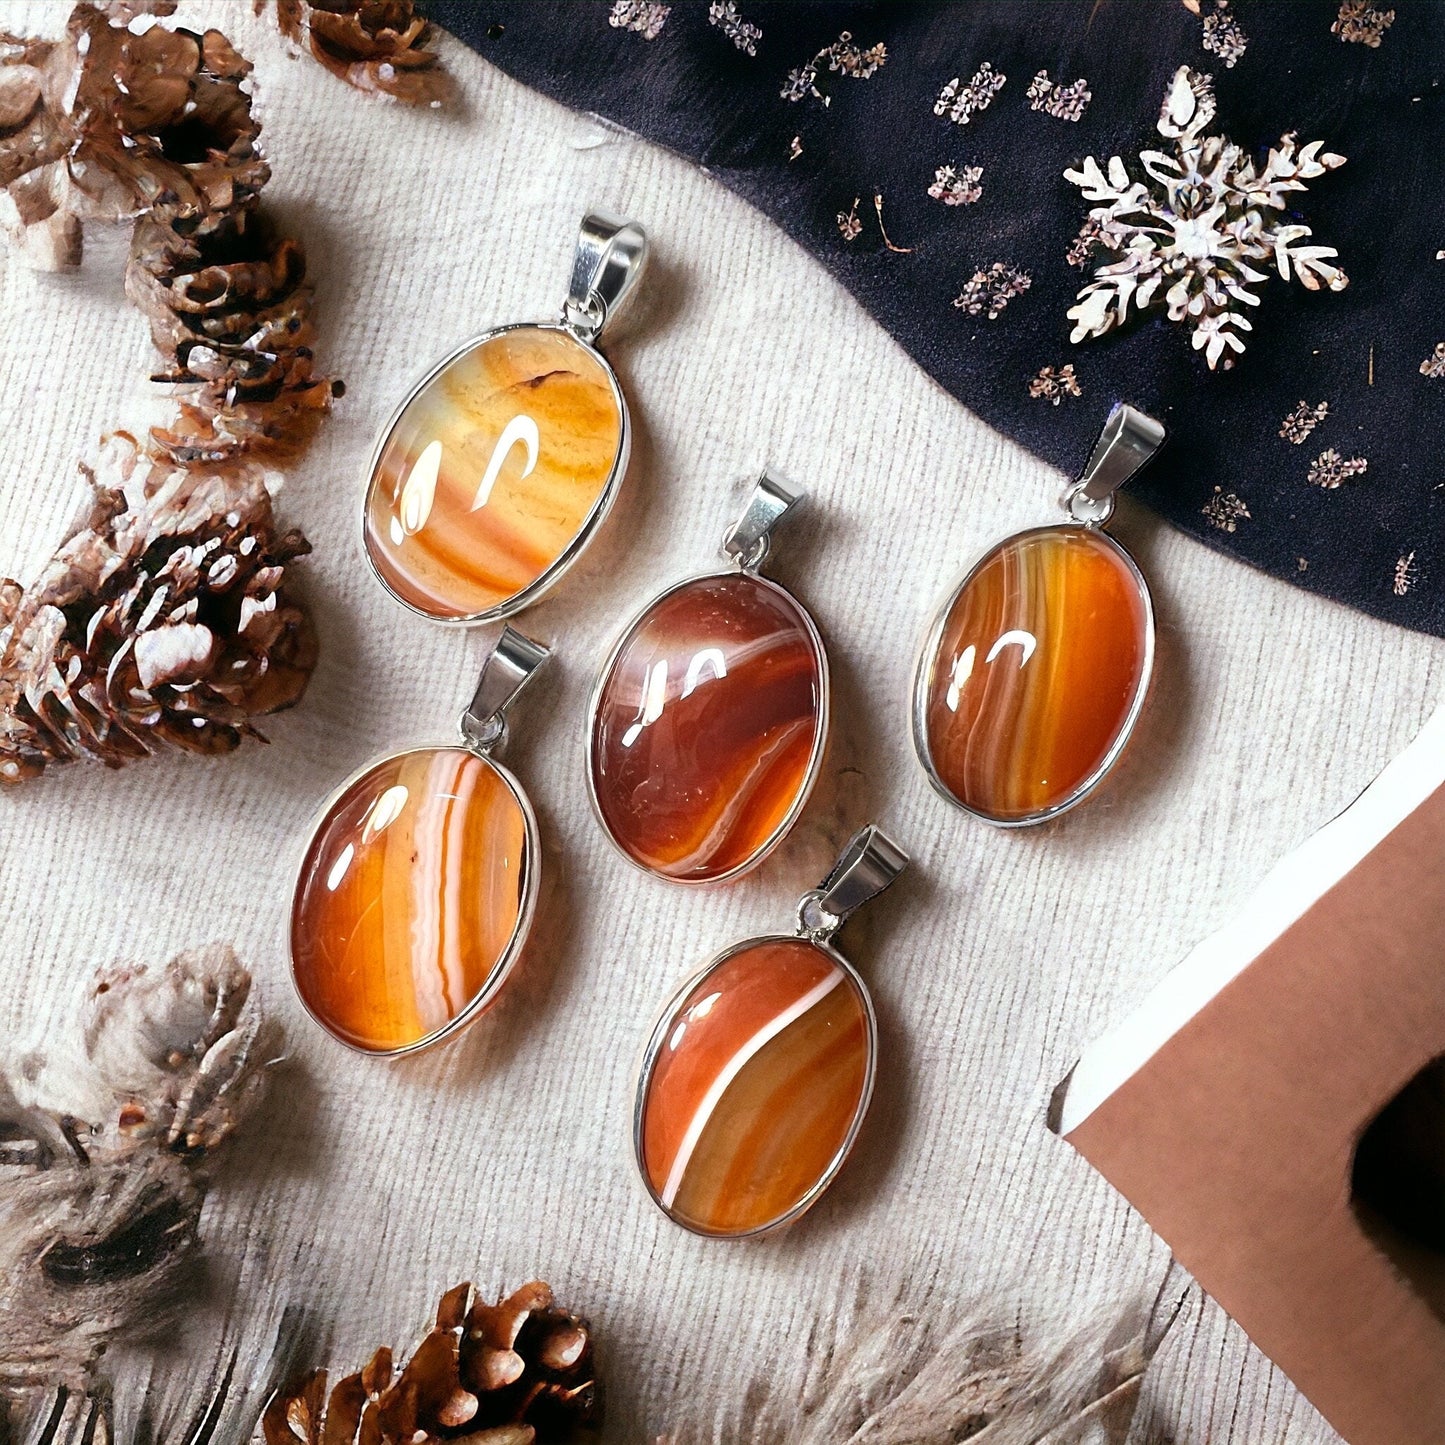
[914,405,1165,826]
[588,470,828,884]
[635,826,908,1237]
[290,628,549,1055]
[363,214,647,624]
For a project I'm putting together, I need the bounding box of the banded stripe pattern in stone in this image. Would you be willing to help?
[591,573,825,882]
[291,746,531,1053]
[918,524,1151,823]
[365,326,624,620]
[638,937,873,1236]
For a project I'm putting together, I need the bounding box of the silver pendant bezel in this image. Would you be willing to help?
[911,520,1156,828]
[288,741,542,1058]
[584,567,831,886]
[631,930,878,1239]
[360,320,631,627]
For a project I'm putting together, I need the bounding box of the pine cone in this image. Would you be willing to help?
[261,1282,598,1445]
[0,944,272,1393]
[128,204,341,465]
[0,433,315,785]
[259,0,452,105]
[0,3,267,269]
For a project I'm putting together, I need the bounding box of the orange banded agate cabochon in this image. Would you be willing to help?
[639,937,874,1236]
[590,573,826,882]
[919,525,1151,823]
[364,326,624,621]
[291,747,532,1053]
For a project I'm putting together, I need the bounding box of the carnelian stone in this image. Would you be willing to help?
[364,326,624,621]
[590,572,825,882]
[919,524,1151,823]
[638,937,873,1236]
[291,747,532,1053]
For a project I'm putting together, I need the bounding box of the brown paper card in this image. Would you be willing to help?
[1054,707,1445,1445]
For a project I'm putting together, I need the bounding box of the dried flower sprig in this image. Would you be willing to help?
[953,262,1031,320]
[1030,364,1083,404]
[259,0,452,104]
[1200,0,1248,66]
[656,1270,1185,1445]
[1065,67,1347,369]
[934,62,1005,126]
[1307,447,1367,488]
[1026,69,1091,122]
[609,0,670,41]
[1280,400,1330,444]
[708,1,760,56]
[1332,0,1394,46]
[0,945,274,1395]
[1394,551,1419,596]
[929,164,983,206]
[781,31,885,105]
[1203,486,1251,531]
[1065,216,1104,268]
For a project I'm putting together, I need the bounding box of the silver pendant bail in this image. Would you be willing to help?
[1063,403,1166,525]
[797,825,910,943]
[460,625,550,754]
[562,210,648,344]
[722,466,805,571]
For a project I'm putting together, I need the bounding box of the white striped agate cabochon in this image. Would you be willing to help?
[590,572,827,882]
[637,936,875,1236]
[291,746,534,1053]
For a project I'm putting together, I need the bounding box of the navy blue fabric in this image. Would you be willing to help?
[424,0,1445,636]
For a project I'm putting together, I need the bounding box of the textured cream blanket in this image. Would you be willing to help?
[2,5,1435,1440]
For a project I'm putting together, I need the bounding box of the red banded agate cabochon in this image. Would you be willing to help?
[291,747,531,1053]
[920,524,1151,823]
[590,573,825,882]
[639,937,873,1236]
[364,326,624,621]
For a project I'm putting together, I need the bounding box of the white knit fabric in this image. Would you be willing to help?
[1,6,1434,1440]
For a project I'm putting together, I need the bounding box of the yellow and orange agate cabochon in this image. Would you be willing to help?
[364,325,625,621]
[638,937,874,1236]
[917,524,1152,824]
[291,746,534,1053]
[590,572,826,882]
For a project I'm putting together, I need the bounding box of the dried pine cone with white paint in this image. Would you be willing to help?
[0,433,314,785]
[261,1281,598,1445]
[0,944,272,1395]
[129,205,341,465]
[260,0,452,105]
[0,3,268,270]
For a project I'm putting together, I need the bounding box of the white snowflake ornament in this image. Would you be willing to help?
[1064,67,1348,370]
